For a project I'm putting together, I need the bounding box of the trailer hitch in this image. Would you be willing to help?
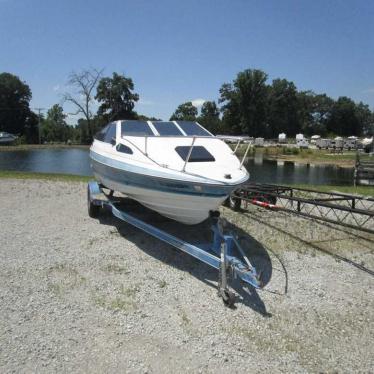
[210,214,263,307]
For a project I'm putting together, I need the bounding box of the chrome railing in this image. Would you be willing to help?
[119,135,250,172]
[239,142,251,169]
[232,139,241,154]
[182,136,196,172]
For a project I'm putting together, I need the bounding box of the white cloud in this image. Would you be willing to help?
[362,87,374,94]
[53,84,60,92]
[191,98,206,108]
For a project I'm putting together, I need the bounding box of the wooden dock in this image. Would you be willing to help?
[355,155,374,185]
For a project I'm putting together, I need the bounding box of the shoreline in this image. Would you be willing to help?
[263,155,355,167]
[0,144,359,167]
[0,144,90,152]
[233,145,364,167]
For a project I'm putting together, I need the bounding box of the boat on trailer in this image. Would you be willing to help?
[90,120,249,224]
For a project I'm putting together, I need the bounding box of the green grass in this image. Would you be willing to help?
[287,183,374,196]
[0,170,91,182]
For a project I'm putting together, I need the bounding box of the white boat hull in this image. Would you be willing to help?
[96,173,228,224]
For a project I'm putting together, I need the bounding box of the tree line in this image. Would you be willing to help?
[172,69,374,138]
[0,68,373,144]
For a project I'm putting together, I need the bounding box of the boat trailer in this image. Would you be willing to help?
[228,183,374,234]
[87,180,263,307]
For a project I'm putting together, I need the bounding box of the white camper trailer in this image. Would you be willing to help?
[278,133,287,144]
[254,137,264,147]
[332,137,344,149]
[344,136,358,150]
[316,138,331,149]
[311,135,320,144]
[296,138,309,149]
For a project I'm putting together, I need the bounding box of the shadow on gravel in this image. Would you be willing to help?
[95,198,274,316]
[244,211,374,277]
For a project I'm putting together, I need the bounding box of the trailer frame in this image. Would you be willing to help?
[230,183,374,234]
[87,180,263,307]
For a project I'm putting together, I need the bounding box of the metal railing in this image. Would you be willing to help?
[231,183,374,234]
[182,136,196,172]
[229,138,252,170]
[119,135,249,173]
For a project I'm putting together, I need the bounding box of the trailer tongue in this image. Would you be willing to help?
[87,180,263,307]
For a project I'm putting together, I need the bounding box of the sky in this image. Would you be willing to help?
[1,0,373,123]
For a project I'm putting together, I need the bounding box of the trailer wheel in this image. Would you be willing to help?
[87,185,100,218]
[229,196,241,211]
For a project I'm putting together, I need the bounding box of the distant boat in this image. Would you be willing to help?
[0,132,18,144]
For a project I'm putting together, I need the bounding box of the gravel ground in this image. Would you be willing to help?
[0,179,373,373]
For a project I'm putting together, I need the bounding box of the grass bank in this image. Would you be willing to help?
[0,170,91,182]
[283,183,374,196]
[233,145,365,167]
[0,170,373,196]
[0,144,89,152]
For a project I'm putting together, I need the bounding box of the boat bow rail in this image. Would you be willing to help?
[119,135,250,174]
[87,180,263,307]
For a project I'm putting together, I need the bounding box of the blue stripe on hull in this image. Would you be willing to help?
[91,158,237,197]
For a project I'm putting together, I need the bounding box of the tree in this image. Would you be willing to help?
[24,111,39,144]
[197,101,221,134]
[135,113,161,121]
[327,97,362,136]
[219,83,241,134]
[63,68,103,141]
[355,102,372,136]
[0,72,33,136]
[267,79,300,137]
[95,72,139,122]
[219,69,268,136]
[170,102,198,121]
[75,116,103,144]
[41,104,68,142]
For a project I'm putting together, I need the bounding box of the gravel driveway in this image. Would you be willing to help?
[0,179,373,373]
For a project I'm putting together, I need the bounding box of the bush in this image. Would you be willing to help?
[13,135,27,145]
[292,147,299,155]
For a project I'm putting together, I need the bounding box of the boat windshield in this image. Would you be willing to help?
[121,121,154,136]
[175,121,212,136]
[120,120,212,137]
[152,121,183,136]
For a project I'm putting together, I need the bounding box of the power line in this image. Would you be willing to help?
[33,107,45,144]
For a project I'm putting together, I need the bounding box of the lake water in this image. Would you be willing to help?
[0,148,354,185]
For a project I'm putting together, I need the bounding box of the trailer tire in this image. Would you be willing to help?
[229,196,241,211]
[87,186,100,218]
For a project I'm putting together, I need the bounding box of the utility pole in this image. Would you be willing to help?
[33,108,45,144]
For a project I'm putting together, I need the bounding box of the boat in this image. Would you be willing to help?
[0,132,18,144]
[89,120,249,224]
